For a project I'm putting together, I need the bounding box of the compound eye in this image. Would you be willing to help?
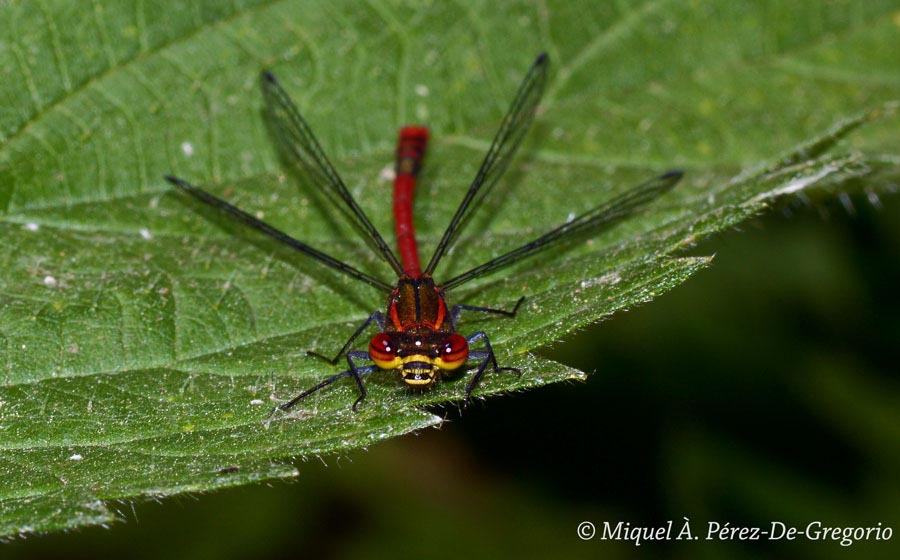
[369,333,400,370]
[436,333,468,370]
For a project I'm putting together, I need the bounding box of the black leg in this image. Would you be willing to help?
[307,311,386,365]
[450,296,525,326]
[464,331,520,400]
[271,358,378,415]
[346,350,372,411]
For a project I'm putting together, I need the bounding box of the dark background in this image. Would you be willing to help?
[5,193,898,558]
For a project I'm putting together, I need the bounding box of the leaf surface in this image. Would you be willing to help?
[0,0,897,535]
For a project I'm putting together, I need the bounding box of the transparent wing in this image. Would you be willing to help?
[165,175,394,293]
[424,53,550,275]
[261,71,404,276]
[442,170,683,291]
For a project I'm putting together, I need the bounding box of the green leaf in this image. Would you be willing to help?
[0,0,897,536]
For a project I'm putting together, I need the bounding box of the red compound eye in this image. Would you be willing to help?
[369,333,400,370]
[436,333,468,370]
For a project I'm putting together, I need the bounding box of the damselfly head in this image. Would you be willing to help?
[405,332,470,386]
[370,330,470,388]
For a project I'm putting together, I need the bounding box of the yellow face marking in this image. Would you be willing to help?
[402,376,435,386]
[400,355,437,386]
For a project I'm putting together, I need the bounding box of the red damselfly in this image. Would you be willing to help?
[165,53,682,412]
